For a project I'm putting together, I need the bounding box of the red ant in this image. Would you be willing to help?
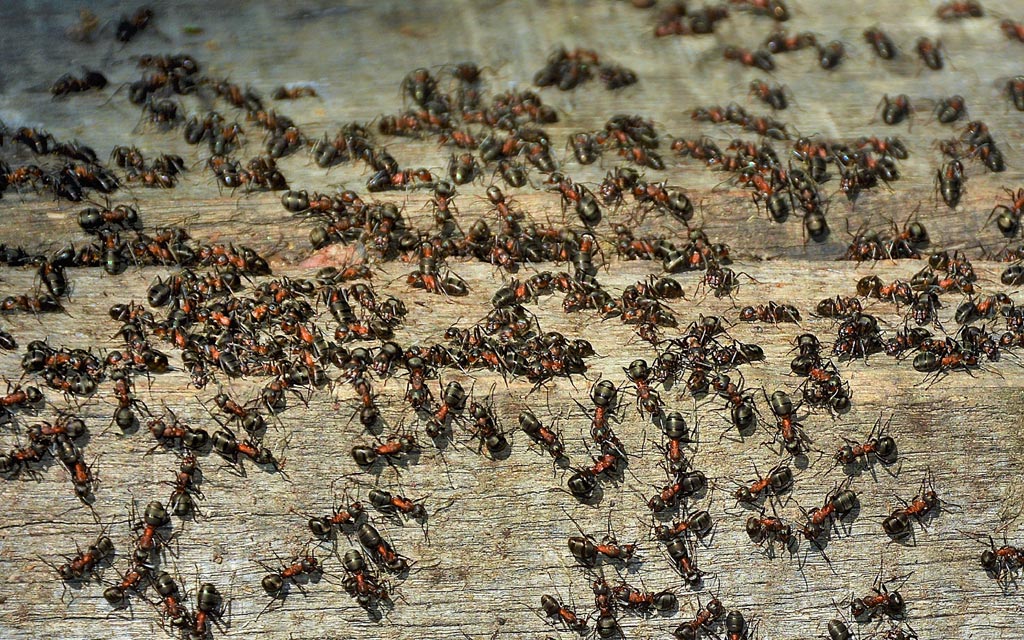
[167,453,202,517]
[882,472,948,540]
[850,570,908,621]
[190,582,226,639]
[731,463,794,504]
[341,549,392,609]
[674,596,725,639]
[835,415,898,471]
[427,380,467,439]
[519,409,566,460]
[565,511,637,566]
[746,511,796,555]
[1002,19,1024,43]
[799,481,858,542]
[648,470,708,513]
[351,432,418,467]
[51,533,114,582]
[468,398,509,455]
[613,580,677,613]
[368,487,427,521]
[540,593,588,635]
[212,426,284,473]
[967,532,1024,586]
[132,501,170,563]
[915,37,944,70]
[102,558,150,606]
[764,30,815,54]
[357,522,410,573]
[653,508,714,541]
[259,552,322,603]
[937,1,982,19]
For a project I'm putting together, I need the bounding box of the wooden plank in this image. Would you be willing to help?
[0,2,1024,640]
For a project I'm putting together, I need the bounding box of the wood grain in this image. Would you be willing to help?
[0,1,1023,640]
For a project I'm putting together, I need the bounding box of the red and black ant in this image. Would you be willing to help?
[674,596,725,640]
[882,472,951,540]
[731,463,794,505]
[915,37,944,70]
[341,549,392,610]
[51,70,107,97]
[799,480,858,542]
[565,511,637,566]
[167,453,202,517]
[937,1,983,20]
[849,570,908,621]
[357,522,410,573]
[351,432,418,467]
[540,593,588,635]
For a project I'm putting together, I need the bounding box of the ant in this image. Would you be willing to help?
[864,27,897,59]
[746,509,796,554]
[116,7,154,42]
[153,571,190,629]
[272,85,318,99]
[799,480,858,542]
[700,265,755,299]
[51,70,108,97]
[357,522,410,573]
[967,532,1024,586]
[341,549,392,609]
[519,409,566,460]
[102,558,150,607]
[428,380,467,439]
[613,580,677,613]
[212,427,284,474]
[817,41,846,69]
[988,187,1024,236]
[624,358,663,418]
[167,453,202,517]
[653,508,714,542]
[834,415,898,472]
[877,94,912,125]
[656,411,691,474]
[850,571,908,621]
[648,469,708,513]
[915,37,944,70]
[764,389,810,456]
[132,500,170,564]
[723,46,774,71]
[934,95,966,123]
[732,463,794,504]
[540,593,588,634]
[882,472,947,540]
[937,1,982,20]
[351,432,418,467]
[191,582,226,639]
[51,533,114,582]
[213,392,266,435]
[259,552,322,601]
[565,511,637,566]
[936,159,964,208]
[674,596,725,640]
[368,487,427,521]
[749,80,787,110]
[468,398,510,455]
[739,302,801,324]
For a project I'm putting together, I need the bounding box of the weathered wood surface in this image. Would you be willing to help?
[1,1,1024,640]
